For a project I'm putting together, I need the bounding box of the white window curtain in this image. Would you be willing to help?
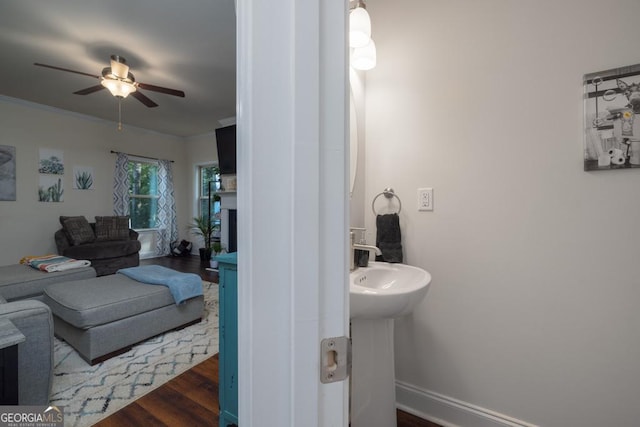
[113,153,130,216]
[155,160,177,256]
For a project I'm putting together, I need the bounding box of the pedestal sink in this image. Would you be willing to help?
[350,262,431,427]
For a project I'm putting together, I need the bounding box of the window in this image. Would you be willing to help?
[128,160,159,229]
[199,165,221,227]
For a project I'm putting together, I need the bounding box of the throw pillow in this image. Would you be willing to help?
[59,215,85,227]
[61,216,96,246]
[95,216,130,241]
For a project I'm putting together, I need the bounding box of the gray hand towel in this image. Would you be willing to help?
[375,213,403,263]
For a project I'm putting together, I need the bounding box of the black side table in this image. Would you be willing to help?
[0,318,26,405]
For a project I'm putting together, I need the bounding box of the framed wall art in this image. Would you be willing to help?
[584,63,640,171]
[38,175,64,202]
[0,145,16,201]
[38,148,64,175]
[73,166,94,190]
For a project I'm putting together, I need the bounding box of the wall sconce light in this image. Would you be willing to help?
[349,0,376,71]
[349,1,371,48]
[351,39,376,71]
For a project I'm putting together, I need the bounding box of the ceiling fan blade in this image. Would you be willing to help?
[73,85,106,95]
[131,91,159,108]
[137,82,185,98]
[34,63,100,79]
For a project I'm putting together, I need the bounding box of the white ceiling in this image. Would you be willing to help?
[0,0,237,137]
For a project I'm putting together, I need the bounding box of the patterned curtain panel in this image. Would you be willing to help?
[113,153,130,216]
[156,160,177,256]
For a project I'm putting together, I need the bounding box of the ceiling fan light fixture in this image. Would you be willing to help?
[34,55,183,108]
[101,78,137,98]
[110,55,130,79]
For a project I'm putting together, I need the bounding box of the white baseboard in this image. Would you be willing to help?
[395,381,539,427]
[139,252,159,259]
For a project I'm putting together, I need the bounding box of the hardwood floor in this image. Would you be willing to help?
[94,355,220,427]
[95,255,441,426]
[140,254,219,282]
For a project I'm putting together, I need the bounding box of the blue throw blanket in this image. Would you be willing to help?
[117,265,203,305]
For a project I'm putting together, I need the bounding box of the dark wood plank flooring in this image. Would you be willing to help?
[94,355,219,427]
[95,255,440,427]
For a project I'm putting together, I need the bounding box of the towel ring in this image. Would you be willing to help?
[372,187,402,215]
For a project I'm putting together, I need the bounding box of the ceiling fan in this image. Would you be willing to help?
[34,55,185,108]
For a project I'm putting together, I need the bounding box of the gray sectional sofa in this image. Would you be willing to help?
[43,274,204,364]
[0,264,96,405]
[0,263,96,301]
[0,296,54,405]
[0,261,204,404]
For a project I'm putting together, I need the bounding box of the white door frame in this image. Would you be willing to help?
[236,0,349,426]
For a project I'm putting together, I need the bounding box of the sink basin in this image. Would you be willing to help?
[350,262,431,319]
[349,262,432,427]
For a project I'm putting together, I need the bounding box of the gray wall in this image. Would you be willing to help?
[0,97,194,266]
[364,0,640,426]
[184,131,218,251]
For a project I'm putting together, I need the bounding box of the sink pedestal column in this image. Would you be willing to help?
[350,318,397,427]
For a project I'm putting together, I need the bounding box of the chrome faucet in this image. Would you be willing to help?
[350,228,382,271]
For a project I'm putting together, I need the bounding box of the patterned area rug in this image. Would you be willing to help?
[50,281,219,427]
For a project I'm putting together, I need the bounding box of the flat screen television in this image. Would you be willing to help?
[215,125,237,174]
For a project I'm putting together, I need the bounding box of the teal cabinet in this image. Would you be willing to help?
[216,252,238,427]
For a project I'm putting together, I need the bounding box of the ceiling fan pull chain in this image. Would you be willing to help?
[118,98,123,131]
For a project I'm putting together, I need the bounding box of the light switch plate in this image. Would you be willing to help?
[417,188,433,211]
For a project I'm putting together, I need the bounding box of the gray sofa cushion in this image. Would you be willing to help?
[94,216,130,241]
[62,239,141,260]
[0,264,97,301]
[60,216,95,246]
[0,300,54,405]
[43,274,176,329]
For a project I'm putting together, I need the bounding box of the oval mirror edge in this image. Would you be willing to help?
[349,89,358,198]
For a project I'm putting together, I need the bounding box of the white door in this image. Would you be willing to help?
[236,0,349,426]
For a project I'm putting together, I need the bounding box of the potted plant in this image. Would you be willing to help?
[191,172,221,263]
[190,215,219,263]
[210,240,225,269]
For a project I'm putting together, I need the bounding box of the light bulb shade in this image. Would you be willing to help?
[101,78,137,98]
[110,55,130,79]
[351,39,376,71]
[349,7,371,48]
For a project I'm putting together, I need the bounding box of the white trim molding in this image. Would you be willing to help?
[396,381,539,427]
[236,0,348,425]
[0,94,176,137]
